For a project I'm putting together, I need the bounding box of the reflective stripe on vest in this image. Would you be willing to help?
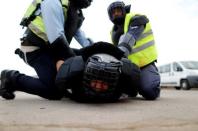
[22,0,69,42]
[22,0,42,19]
[124,13,158,67]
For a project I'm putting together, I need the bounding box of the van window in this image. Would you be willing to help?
[173,62,183,72]
[159,64,170,73]
[180,61,198,70]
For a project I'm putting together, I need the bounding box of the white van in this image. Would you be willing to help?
[158,61,198,90]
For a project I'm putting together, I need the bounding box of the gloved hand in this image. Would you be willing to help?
[128,25,144,40]
[117,25,144,57]
[130,15,149,27]
[87,38,94,45]
[15,48,41,64]
[15,48,25,60]
[117,33,136,57]
[128,15,148,40]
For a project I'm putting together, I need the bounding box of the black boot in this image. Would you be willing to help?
[0,70,19,100]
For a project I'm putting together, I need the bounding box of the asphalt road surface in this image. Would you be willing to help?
[0,88,198,131]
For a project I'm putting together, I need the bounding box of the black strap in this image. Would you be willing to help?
[20,2,42,26]
[20,0,68,27]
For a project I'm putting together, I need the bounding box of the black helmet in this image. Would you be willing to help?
[79,53,123,102]
[70,0,93,9]
[107,1,126,25]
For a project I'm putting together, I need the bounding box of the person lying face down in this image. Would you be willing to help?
[55,42,141,103]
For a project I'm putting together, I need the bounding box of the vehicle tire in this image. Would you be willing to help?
[180,80,191,90]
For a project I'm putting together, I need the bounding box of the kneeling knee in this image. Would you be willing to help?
[140,86,160,100]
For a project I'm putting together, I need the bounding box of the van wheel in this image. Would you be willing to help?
[180,80,191,90]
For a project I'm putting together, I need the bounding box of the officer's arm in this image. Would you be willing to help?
[74,29,94,47]
[41,0,65,43]
[41,0,75,60]
[118,15,149,56]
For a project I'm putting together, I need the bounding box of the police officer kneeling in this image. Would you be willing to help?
[56,42,140,103]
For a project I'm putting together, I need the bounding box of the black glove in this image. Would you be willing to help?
[15,48,42,64]
[130,15,149,27]
[15,48,25,60]
[50,35,75,61]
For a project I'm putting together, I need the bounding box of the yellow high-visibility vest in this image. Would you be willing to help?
[21,0,69,42]
[112,13,158,67]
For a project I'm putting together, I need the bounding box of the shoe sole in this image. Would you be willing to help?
[0,89,7,96]
[0,70,15,99]
[0,71,7,96]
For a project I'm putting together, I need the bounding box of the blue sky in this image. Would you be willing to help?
[0,0,198,75]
